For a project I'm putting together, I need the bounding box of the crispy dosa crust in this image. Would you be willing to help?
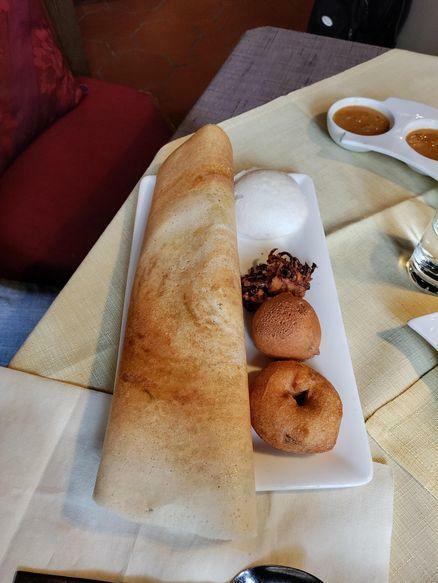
[94,125,256,539]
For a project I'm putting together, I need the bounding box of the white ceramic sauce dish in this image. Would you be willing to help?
[327,97,438,180]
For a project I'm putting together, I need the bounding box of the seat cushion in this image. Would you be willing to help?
[0,278,59,366]
[0,76,172,284]
[0,0,84,173]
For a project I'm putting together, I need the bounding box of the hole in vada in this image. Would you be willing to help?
[294,390,309,406]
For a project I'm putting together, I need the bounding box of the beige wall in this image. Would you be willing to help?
[397,0,438,55]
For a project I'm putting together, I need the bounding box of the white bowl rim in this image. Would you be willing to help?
[327,97,394,133]
[403,118,438,136]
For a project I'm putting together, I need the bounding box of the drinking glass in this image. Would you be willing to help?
[407,209,438,295]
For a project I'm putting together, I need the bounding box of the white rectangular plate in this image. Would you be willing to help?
[119,173,372,491]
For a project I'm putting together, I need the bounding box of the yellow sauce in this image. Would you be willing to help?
[333,105,390,135]
[406,128,438,161]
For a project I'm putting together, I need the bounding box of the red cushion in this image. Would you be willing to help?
[0,77,172,284]
[0,0,84,173]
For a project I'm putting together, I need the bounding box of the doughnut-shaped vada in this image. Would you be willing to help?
[250,360,342,453]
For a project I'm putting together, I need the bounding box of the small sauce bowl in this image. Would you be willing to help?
[327,97,394,152]
[404,118,438,161]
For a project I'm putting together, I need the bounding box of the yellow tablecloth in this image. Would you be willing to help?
[0,367,394,583]
[11,48,438,582]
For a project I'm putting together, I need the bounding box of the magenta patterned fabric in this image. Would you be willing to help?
[0,0,83,173]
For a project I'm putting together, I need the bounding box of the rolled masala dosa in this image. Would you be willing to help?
[94,125,256,539]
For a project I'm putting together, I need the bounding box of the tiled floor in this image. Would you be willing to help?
[76,0,313,127]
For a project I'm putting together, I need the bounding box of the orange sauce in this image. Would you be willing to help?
[333,105,390,135]
[406,128,438,161]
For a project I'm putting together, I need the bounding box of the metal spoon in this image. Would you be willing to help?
[231,564,324,583]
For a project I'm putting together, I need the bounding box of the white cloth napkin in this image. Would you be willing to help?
[0,367,393,583]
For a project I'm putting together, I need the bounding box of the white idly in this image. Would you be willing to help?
[234,169,308,239]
